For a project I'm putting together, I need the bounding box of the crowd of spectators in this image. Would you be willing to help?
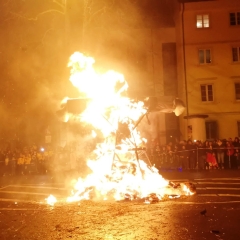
[0,144,51,176]
[148,137,240,171]
[1,136,240,177]
[0,143,84,177]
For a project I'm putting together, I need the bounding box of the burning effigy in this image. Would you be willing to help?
[46,52,195,206]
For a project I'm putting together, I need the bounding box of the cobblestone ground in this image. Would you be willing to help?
[0,198,240,240]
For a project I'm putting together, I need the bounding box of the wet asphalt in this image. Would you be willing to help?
[0,169,240,239]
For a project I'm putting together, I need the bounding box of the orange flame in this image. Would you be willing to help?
[45,194,57,206]
[46,52,195,205]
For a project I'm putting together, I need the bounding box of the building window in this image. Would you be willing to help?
[230,12,240,26]
[127,47,146,71]
[237,122,240,137]
[201,84,213,102]
[232,47,240,62]
[196,14,210,28]
[235,83,240,100]
[206,121,218,140]
[198,49,212,64]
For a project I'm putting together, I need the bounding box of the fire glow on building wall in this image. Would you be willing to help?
[46,52,195,206]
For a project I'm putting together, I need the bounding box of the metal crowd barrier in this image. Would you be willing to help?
[148,146,240,170]
[0,146,240,176]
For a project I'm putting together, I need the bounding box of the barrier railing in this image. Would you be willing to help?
[0,146,240,176]
[148,146,240,170]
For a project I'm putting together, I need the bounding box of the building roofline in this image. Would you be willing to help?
[178,0,217,3]
[184,114,209,119]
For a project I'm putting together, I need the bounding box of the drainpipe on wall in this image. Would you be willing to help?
[151,28,155,96]
[181,2,190,139]
[181,2,189,117]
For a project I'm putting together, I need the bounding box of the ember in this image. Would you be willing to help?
[46,52,194,205]
[46,195,57,206]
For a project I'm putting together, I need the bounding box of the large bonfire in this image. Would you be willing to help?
[46,52,195,206]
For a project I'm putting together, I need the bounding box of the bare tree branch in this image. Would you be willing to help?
[9,9,65,21]
[83,6,107,28]
[53,0,66,12]
[42,27,55,45]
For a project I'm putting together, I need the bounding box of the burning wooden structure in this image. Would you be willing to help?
[47,52,195,205]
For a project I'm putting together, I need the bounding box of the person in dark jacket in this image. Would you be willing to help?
[186,140,197,169]
[178,144,189,170]
[232,137,240,169]
[197,141,207,170]
[225,141,234,169]
[216,139,225,169]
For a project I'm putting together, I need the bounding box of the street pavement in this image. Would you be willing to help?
[161,169,240,203]
[0,169,240,204]
[0,170,240,240]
